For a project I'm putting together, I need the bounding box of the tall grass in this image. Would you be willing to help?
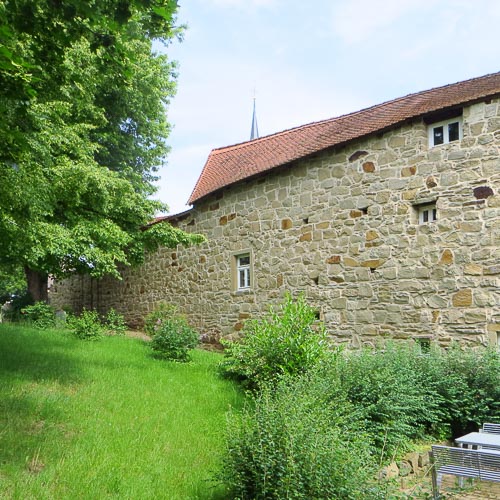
[0,324,243,499]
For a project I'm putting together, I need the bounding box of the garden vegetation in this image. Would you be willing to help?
[0,323,243,499]
[1,295,499,498]
[219,294,500,499]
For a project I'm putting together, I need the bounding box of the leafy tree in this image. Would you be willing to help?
[0,1,203,301]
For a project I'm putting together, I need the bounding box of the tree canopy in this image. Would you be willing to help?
[0,0,203,301]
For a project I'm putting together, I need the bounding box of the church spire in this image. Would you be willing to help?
[250,96,259,140]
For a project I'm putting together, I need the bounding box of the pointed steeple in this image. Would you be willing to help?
[250,97,259,140]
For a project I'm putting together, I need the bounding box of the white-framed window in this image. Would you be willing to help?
[418,203,437,224]
[428,117,462,147]
[235,253,251,290]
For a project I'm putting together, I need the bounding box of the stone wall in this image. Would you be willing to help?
[50,99,500,347]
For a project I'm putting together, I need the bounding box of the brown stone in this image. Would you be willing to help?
[299,232,312,242]
[228,212,237,221]
[327,255,341,264]
[316,221,329,229]
[452,289,473,307]
[238,313,251,319]
[439,249,454,265]
[426,176,438,188]
[432,311,440,323]
[199,255,206,264]
[219,215,228,225]
[281,218,293,230]
[365,230,379,241]
[276,274,284,287]
[473,185,494,199]
[362,161,375,173]
[401,166,416,177]
[233,322,244,331]
[350,210,363,218]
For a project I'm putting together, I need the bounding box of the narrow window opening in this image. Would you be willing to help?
[303,217,309,224]
[417,203,437,224]
[416,338,431,353]
[448,122,459,142]
[433,126,444,145]
[236,254,251,290]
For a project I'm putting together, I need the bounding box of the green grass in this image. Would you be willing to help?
[0,324,244,499]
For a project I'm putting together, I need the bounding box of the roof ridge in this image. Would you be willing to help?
[209,71,500,156]
[188,71,500,205]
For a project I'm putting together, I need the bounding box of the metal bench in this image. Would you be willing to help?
[482,423,500,435]
[430,445,500,499]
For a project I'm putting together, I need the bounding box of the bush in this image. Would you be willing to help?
[144,302,178,336]
[104,308,127,335]
[334,343,444,457]
[71,309,105,340]
[219,370,387,500]
[150,315,199,362]
[21,301,55,329]
[421,344,500,438]
[219,293,330,389]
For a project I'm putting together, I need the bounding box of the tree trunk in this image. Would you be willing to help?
[24,267,48,303]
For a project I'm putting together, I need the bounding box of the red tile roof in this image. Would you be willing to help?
[188,72,500,205]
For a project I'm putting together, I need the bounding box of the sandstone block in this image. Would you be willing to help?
[439,249,454,265]
[365,230,379,241]
[401,166,416,177]
[343,257,359,267]
[281,218,293,230]
[452,289,473,307]
[464,263,482,275]
[361,259,384,269]
[327,255,341,264]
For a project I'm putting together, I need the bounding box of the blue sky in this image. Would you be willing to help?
[155,0,500,214]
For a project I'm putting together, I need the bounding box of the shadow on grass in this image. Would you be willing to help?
[0,324,83,472]
[0,324,83,384]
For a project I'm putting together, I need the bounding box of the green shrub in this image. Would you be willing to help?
[104,308,127,335]
[420,344,500,438]
[150,316,199,362]
[2,292,33,322]
[219,293,330,389]
[219,370,387,500]
[71,309,105,340]
[21,301,55,329]
[144,302,178,336]
[338,344,443,457]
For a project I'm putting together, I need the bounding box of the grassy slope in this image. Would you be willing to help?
[0,324,243,499]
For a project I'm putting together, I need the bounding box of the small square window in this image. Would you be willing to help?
[418,203,437,224]
[428,117,462,147]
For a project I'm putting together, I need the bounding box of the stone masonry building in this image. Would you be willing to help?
[51,72,500,348]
